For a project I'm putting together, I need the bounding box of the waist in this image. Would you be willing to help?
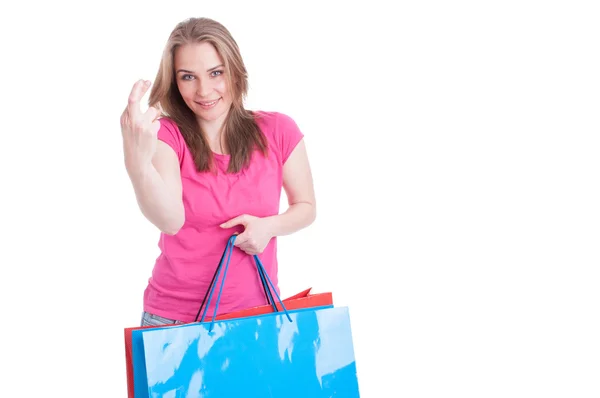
[144,281,276,323]
[145,245,279,322]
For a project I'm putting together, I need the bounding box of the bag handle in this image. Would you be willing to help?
[253,254,291,322]
[193,238,229,322]
[194,235,274,322]
[196,235,292,331]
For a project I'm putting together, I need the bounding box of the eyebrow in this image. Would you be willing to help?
[176,64,224,74]
[207,64,224,72]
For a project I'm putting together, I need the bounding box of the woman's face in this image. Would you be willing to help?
[174,42,233,124]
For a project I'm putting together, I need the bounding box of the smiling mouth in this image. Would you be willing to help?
[195,98,221,108]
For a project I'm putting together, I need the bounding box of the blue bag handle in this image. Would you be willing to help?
[194,238,274,322]
[253,252,292,323]
[197,235,292,331]
[193,238,230,322]
[256,257,278,313]
[194,240,278,322]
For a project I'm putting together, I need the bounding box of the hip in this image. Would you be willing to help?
[140,311,184,327]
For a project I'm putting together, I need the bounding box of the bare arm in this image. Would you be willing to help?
[121,80,185,235]
[267,139,316,236]
[126,141,185,235]
[219,138,315,254]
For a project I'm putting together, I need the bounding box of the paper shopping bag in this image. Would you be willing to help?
[137,305,360,397]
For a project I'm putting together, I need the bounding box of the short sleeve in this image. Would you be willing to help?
[275,112,304,163]
[157,117,185,162]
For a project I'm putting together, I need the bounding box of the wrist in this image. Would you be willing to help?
[264,215,282,238]
[125,159,153,179]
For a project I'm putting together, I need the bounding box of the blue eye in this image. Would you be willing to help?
[211,70,223,77]
[182,74,195,80]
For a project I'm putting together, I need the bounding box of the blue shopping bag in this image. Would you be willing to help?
[130,236,361,397]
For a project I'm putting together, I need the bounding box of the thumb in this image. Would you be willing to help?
[147,106,161,136]
[233,231,249,246]
[146,106,161,123]
[220,214,247,229]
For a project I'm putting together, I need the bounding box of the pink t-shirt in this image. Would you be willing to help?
[142,111,304,322]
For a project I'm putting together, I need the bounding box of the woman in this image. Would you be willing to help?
[120,17,316,326]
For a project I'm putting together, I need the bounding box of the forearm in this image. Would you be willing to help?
[127,164,184,235]
[267,202,316,237]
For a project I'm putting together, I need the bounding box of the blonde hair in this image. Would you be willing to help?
[149,17,267,173]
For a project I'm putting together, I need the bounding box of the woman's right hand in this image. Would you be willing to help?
[120,79,161,173]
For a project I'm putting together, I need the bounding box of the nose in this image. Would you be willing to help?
[195,78,213,98]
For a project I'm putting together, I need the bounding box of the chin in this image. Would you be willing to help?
[197,106,230,121]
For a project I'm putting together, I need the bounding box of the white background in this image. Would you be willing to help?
[1,1,599,397]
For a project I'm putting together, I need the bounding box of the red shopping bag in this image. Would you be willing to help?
[212,287,333,321]
[124,288,333,398]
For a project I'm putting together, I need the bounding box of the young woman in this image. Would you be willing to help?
[120,17,316,326]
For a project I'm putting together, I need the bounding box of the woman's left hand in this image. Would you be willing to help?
[220,214,275,255]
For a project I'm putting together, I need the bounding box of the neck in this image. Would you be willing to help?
[197,113,228,154]
[198,117,225,140]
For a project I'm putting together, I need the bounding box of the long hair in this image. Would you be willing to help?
[148,17,267,173]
